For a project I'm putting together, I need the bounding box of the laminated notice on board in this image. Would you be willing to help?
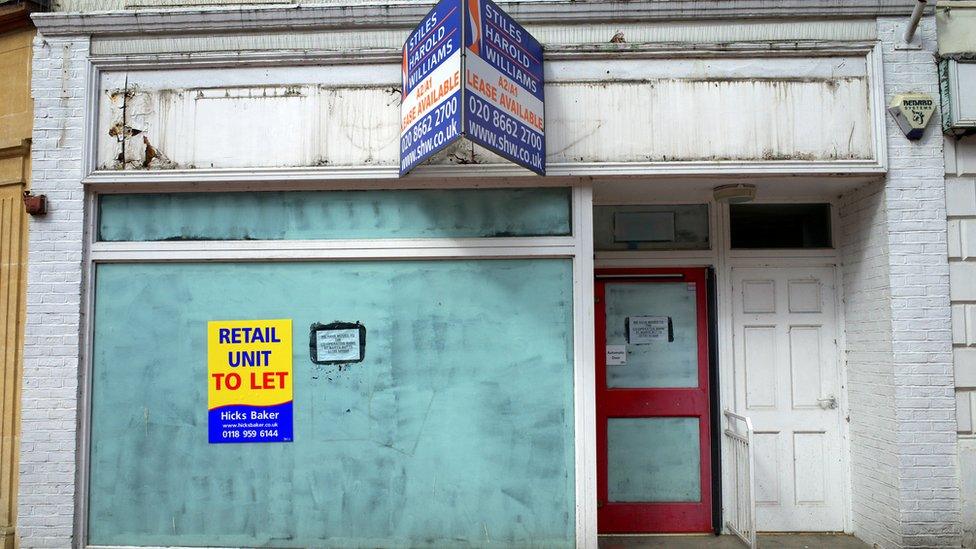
[309,321,366,365]
[626,316,673,344]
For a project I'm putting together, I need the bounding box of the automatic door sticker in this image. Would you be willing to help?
[606,345,627,366]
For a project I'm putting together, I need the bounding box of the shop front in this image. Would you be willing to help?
[19,2,962,548]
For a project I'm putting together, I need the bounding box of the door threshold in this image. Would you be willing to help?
[599,533,717,537]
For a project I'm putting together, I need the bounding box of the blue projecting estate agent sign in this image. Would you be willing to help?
[399,0,545,176]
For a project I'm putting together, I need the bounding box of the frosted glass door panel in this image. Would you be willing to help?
[605,282,698,388]
[607,418,701,502]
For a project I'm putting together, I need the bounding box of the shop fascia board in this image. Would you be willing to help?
[74,32,888,181]
[32,0,924,37]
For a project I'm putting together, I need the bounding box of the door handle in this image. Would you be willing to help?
[817,396,838,410]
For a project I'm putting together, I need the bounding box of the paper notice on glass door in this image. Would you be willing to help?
[626,316,672,344]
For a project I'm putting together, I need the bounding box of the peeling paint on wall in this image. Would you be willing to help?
[95,57,876,170]
[105,83,179,169]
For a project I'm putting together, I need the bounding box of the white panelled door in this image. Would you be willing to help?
[731,266,845,532]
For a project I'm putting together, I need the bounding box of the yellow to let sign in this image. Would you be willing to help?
[207,319,293,443]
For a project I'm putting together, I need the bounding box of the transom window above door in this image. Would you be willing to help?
[594,205,710,251]
[730,203,832,249]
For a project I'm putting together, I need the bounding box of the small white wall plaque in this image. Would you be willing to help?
[626,316,672,344]
[606,345,627,366]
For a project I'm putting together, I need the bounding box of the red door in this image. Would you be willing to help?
[596,267,712,533]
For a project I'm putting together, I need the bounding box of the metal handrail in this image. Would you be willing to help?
[724,410,757,549]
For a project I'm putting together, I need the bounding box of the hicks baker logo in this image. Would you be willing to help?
[466,0,482,55]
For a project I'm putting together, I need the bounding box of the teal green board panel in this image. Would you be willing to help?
[89,260,575,548]
[607,418,701,502]
[97,188,571,241]
[604,282,699,388]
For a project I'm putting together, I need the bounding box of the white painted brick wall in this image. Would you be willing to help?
[879,16,960,548]
[838,17,960,548]
[18,34,90,549]
[840,180,903,547]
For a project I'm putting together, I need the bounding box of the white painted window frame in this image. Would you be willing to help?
[78,182,598,549]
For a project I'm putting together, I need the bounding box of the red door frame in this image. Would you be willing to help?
[595,267,712,533]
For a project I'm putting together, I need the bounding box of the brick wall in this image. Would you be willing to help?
[17,34,89,549]
[839,180,902,546]
[879,16,960,548]
[838,17,961,547]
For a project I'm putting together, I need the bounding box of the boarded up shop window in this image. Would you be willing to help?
[97,188,571,241]
[88,260,575,548]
